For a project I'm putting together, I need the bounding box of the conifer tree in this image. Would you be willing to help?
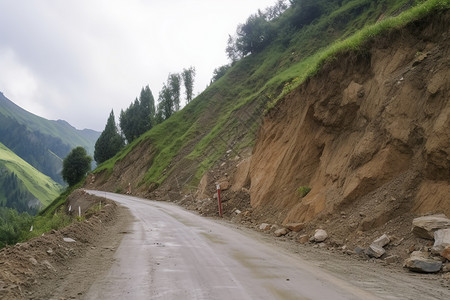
[94,110,124,164]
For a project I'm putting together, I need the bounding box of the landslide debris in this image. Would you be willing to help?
[0,190,120,299]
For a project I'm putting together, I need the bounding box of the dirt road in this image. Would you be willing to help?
[82,191,449,300]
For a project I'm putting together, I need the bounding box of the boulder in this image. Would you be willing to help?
[286,223,304,232]
[412,214,450,240]
[432,228,450,255]
[313,229,328,242]
[274,228,289,237]
[404,251,442,273]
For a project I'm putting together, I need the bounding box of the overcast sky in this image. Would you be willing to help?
[0,0,277,131]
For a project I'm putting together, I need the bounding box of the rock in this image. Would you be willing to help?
[404,251,442,273]
[46,249,53,255]
[442,246,450,261]
[432,228,450,255]
[412,214,450,240]
[366,244,385,258]
[372,234,390,248]
[286,223,304,232]
[41,260,56,272]
[443,262,450,272]
[366,234,390,258]
[354,246,365,255]
[384,255,399,264]
[313,229,328,242]
[63,237,76,243]
[259,223,271,231]
[218,180,230,191]
[29,257,38,266]
[274,228,289,237]
[297,234,309,244]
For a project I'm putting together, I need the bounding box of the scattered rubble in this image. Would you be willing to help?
[412,214,450,240]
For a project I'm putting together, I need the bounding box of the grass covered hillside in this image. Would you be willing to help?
[0,142,62,213]
[90,0,449,196]
[0,92,100,184]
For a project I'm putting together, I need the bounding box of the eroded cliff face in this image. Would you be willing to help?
[249,12,449,228]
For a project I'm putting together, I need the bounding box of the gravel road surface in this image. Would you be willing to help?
[84,191,382,300]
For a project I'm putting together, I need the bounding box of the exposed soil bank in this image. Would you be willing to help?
[0,190,132,299]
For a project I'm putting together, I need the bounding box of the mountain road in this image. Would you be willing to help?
[82,191,449,300]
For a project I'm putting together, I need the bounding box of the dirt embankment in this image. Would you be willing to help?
[0,190,129,299]
[246,11,449,255]
[176,11,450,267]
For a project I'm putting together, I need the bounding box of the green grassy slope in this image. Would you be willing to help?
[0,142,62,207]
[96,0,449,191]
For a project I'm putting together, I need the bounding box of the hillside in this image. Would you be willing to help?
[85,0,449,262]
[0,142,62,212]
[0,92,100,183]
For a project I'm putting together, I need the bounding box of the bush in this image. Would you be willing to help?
[297,186,311,198]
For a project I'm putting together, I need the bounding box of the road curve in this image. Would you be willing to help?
[84,190,380,300]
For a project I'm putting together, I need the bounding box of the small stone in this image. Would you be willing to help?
[29,257,38,265]
[384,255,399,264]
[41,260,56,272]
[259,223,271,231]
[274,228,289,237]
[297,234,309,244]
[372,234,390,248]
[46,249,53,255]
[63,237,76,243]
[442,262,450,272]
[366,244,385,258]
[286,223,304,232]
[441,246,450,261]
[354,246,366,256]
[432,229,450,255]
[314,229,328,242]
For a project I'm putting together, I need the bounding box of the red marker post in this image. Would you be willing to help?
[216,184,223,217]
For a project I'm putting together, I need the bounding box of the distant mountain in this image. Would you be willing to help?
[0,142,62,214]
[0,92,100,184]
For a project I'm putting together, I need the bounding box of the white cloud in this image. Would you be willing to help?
[0,0,277,130]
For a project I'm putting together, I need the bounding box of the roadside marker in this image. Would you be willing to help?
[216,184,223,217]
